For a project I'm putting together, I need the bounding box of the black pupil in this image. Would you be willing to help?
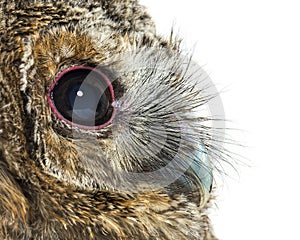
[51,68,113,127]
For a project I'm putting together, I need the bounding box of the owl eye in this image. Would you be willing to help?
[47,66,115,130]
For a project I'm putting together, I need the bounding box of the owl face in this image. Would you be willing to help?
[0,1,223,239]
[27,24,213,200]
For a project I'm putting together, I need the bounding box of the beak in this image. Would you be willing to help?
[171,142,213,208]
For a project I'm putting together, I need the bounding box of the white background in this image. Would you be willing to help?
[141,1,300,239]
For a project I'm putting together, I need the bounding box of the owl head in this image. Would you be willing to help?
[0,0,225,239]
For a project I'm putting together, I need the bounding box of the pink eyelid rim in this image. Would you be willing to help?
[47,65,115,130]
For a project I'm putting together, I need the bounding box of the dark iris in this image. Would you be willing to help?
[48,66,114,129]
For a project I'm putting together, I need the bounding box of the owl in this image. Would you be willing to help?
[0,0,226,239]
